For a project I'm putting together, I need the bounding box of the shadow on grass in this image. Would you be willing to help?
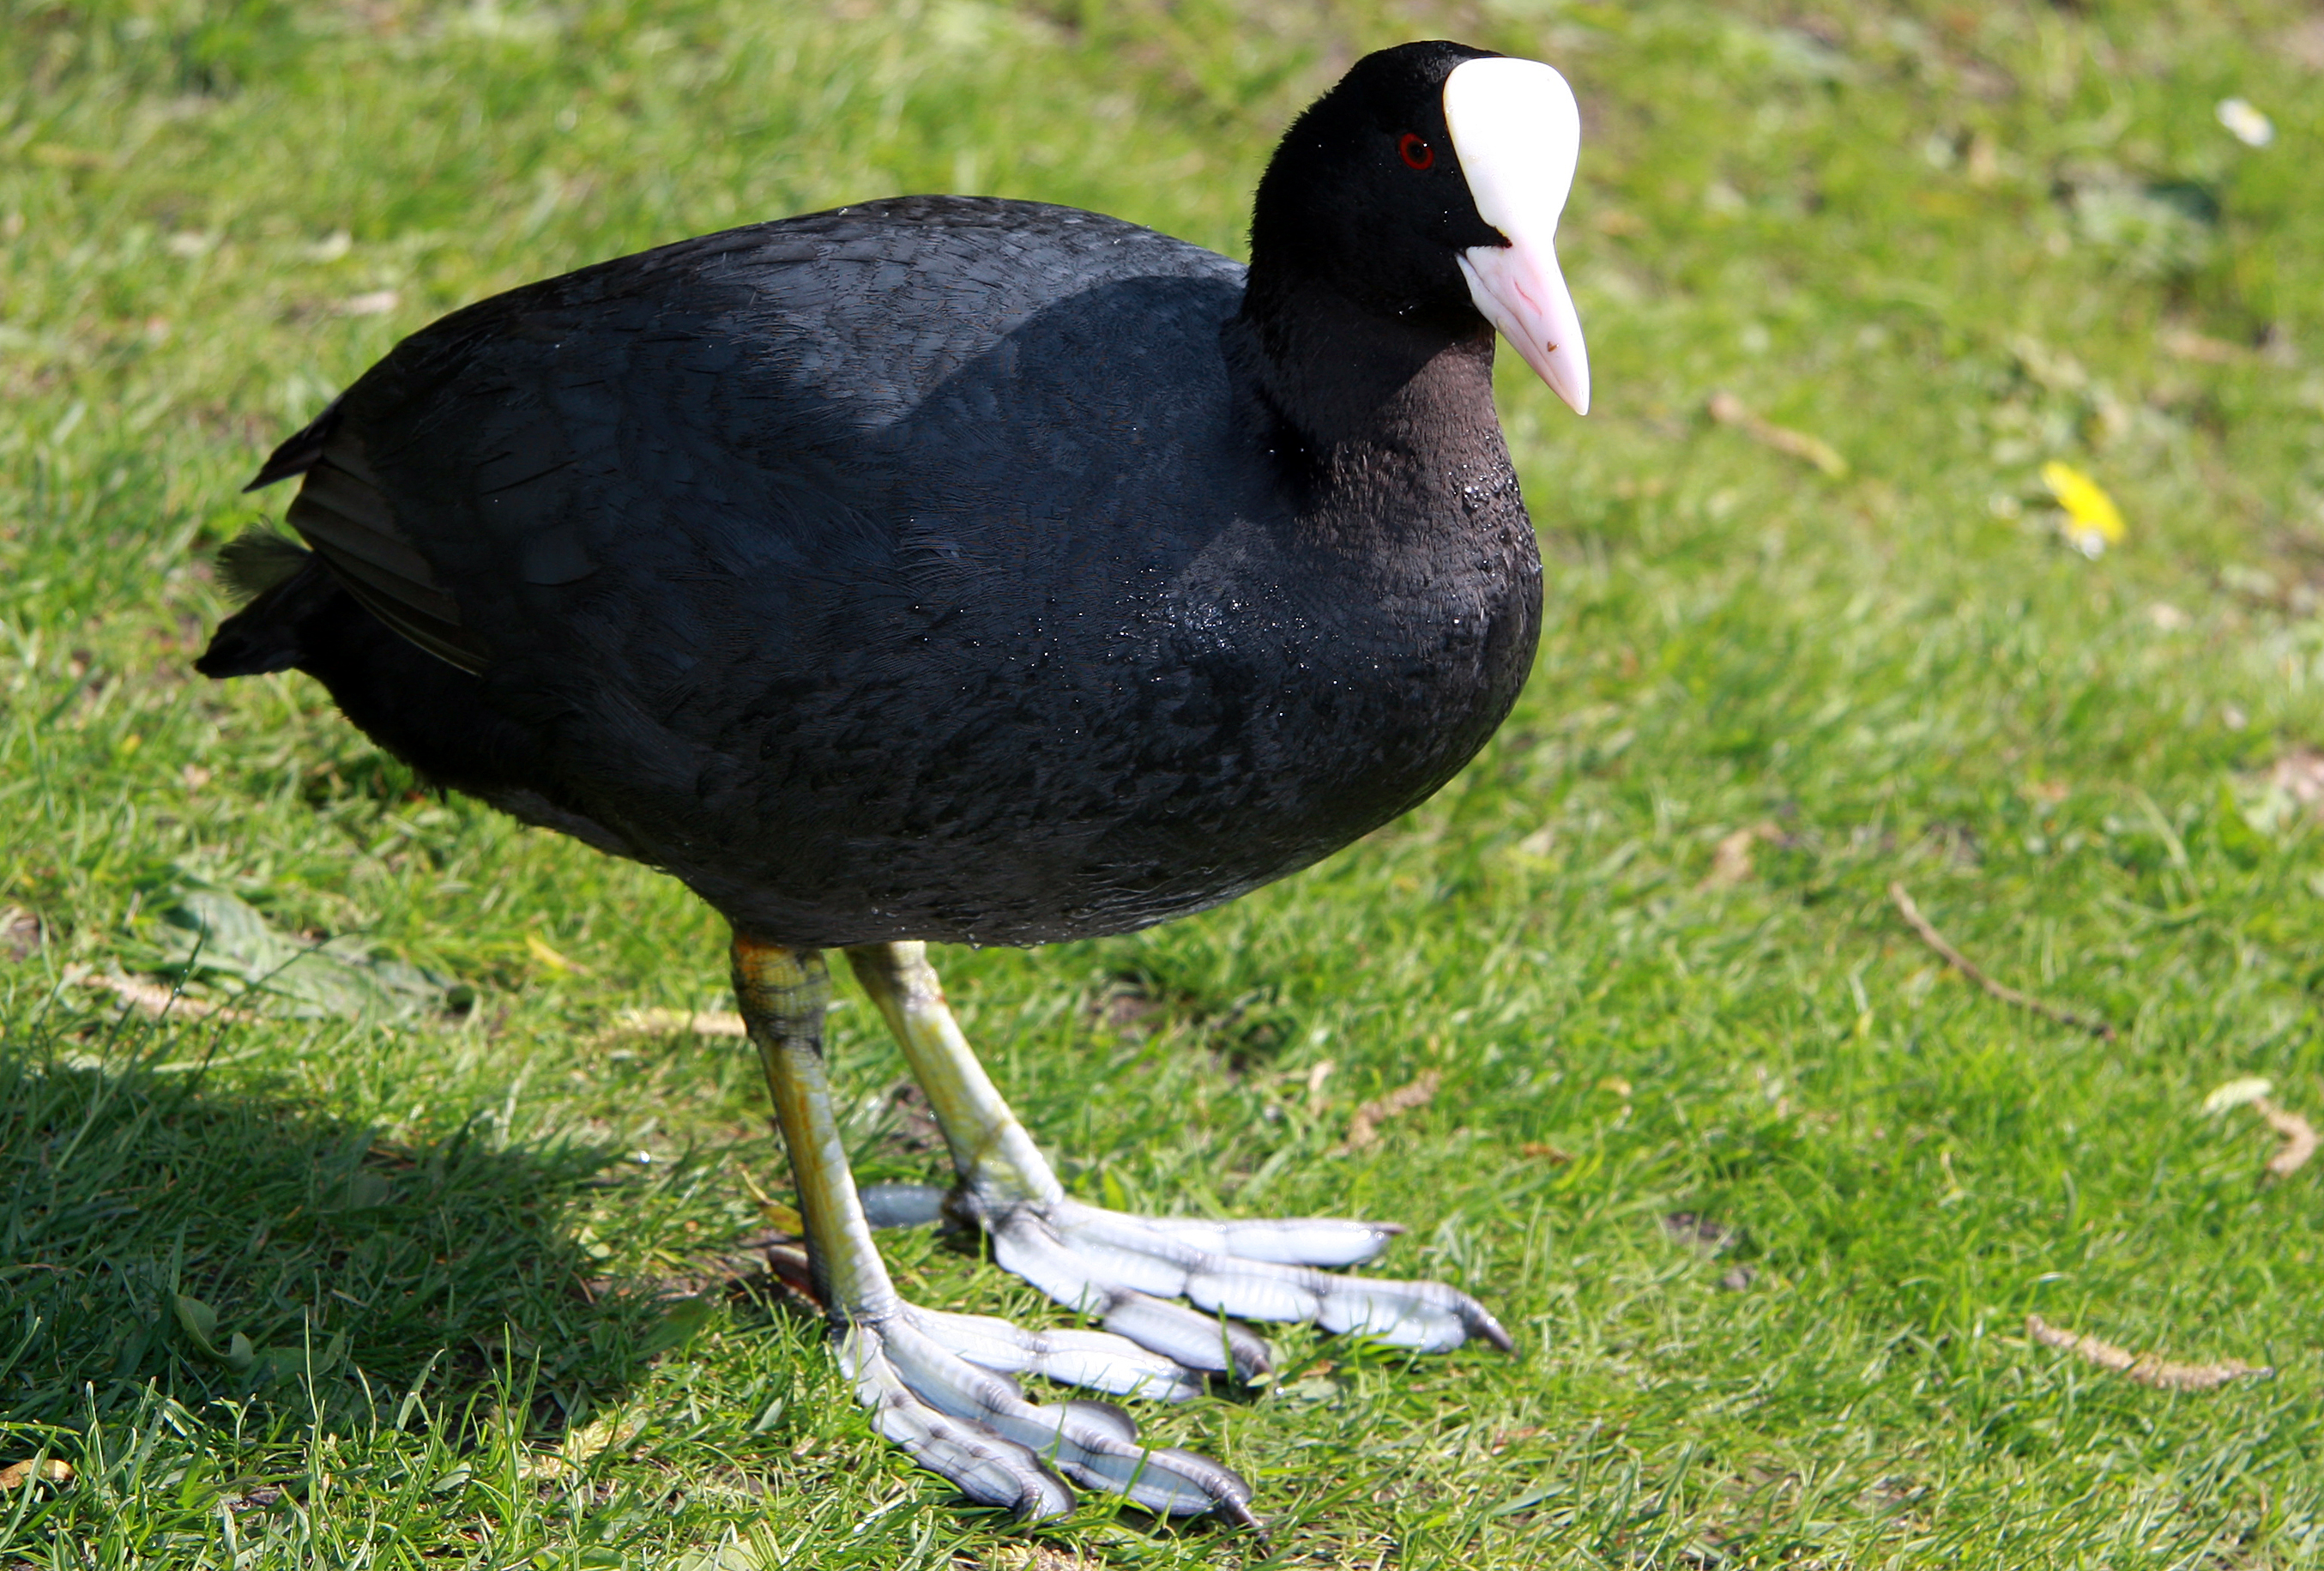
[0,1025,674,1438]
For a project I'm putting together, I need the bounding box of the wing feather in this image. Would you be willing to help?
[282,431,492,673]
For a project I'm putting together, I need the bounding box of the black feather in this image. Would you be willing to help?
[244,394,344,491]
[215,529,313,603]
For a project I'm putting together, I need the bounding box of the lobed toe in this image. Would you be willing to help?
[872,1316,1253,1520]
[844,1328,1077,1520]
[911,1306,1205,1401]
[1099,1291,1275,1378]
[1131,1213,1402,1268]
[983,1195,1507,1373]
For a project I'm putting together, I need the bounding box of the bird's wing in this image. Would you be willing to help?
[246,199,1241,683]
[255,408,492,672]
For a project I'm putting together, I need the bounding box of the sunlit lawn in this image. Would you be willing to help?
[4,0,2324,1565]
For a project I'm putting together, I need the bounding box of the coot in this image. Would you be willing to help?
[199,39,1588,1523]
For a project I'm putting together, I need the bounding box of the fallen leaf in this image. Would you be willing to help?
[1094,985,1161,1035]
[1708,391,1849,477]
[2040,462,2125,557]
[1518,1141,1573,1163]
[77,969,257,1023]
[0,1459,72,1489]
[1341,1069,1440,1152]
[2267,750,2324,813]
[1700,822,1782,890]
[149,886,457,1021]
[759,1239,819,1308]
[520,1411,645,1479]
[1702,828,1757,889]
[2158,326,2250,365]
[2,906,42,961]
[2025,1314,2270,1391]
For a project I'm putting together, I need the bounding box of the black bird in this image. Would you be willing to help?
[197,40,1589,1522]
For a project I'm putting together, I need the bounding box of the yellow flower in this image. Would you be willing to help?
[2041,461,2125,557]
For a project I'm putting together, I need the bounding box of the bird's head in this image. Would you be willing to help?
[1249,39,1590,416]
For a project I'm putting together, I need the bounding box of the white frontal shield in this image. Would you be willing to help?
[1443,57,1590,415]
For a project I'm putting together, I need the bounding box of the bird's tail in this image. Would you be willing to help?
[195,532,333,678]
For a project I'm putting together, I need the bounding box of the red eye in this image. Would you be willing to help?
[1397,132,1434,171]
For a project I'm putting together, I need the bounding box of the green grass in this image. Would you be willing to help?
[5,0,2324,1564]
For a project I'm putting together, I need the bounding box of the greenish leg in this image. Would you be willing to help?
[843,940,1063,1211]
[731,940,898,1320]
[730,933,1249,1523]
[843,940,1512,1369]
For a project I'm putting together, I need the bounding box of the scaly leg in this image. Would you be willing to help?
[731,934,1253,1523]
[843,940,1511,1371]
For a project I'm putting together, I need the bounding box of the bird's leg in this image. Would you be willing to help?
[731,934,1249,1522]
[843,940,1512,1373]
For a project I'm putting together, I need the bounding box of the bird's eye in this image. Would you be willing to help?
[1397,133,1434,171]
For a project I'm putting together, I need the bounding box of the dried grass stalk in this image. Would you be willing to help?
[610,1006,749,1038]
[1707,390,1850,476]
[1889,883,2117,1040]
[2257,1098,2318,1178]
[2025,1314,2271,1392]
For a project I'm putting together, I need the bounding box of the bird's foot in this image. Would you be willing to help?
[974,1193,1512,1371]
[842,1303,1254,1523]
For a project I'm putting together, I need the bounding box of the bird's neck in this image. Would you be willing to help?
[1227,273,1511,533]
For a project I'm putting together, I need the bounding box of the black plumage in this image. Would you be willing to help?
[202,43,1545,952]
